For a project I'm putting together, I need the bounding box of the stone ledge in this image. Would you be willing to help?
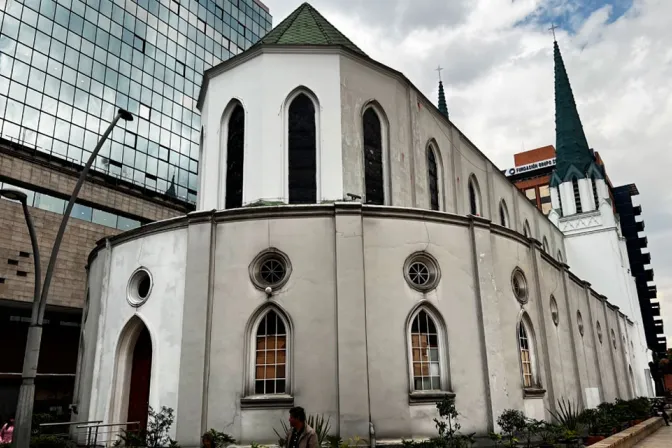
[590,417,664,448]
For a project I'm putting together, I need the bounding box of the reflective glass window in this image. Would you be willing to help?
[71,203,93,221]
[92,209,117,227]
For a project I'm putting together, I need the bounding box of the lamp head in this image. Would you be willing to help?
[0,188,28,203]
[118,108,134,122]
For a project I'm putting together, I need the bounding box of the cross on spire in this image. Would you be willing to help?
[549,23,558,41]
[436,65,443,82]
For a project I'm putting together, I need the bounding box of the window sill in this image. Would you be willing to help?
[240,394,294,409]
[409,391,456,405]
[523,387,546,399]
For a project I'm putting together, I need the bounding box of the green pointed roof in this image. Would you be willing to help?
[438,80,449,119]
[256,2,367,56]
[551,40,597,187]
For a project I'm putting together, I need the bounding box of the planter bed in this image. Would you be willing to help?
[586,417,664,448]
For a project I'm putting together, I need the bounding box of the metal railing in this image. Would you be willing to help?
[76,421,141,448]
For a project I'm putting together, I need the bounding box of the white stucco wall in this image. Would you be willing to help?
[199,51,343,210]
[83,228,188,439]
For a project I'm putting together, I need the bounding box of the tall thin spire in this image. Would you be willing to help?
[551,39,594,186]
[436,65,448,119]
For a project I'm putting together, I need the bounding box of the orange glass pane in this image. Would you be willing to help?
[256,366,265,379]
[256,351,265,364]
[277,365,286,378]
[419,336,428,348]
[277,350,286,363]
[265,365,276,379]
[413,363,422,376]
[267,336,277,350]
[412,349,421,362]
[411,335,420,347]
[421,364,429,375]
[257,337,267,350]
[277,336,286,349]
[267,351,276,364]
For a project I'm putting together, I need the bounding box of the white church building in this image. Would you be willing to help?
[72,3,652,446]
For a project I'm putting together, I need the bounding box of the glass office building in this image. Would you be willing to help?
[0,0,271,204]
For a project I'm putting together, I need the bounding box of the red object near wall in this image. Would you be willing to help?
[127,327,152,431]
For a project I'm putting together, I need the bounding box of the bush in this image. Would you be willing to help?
[30,435,76,448]
[205,429,236,448]
[113,406,179,448]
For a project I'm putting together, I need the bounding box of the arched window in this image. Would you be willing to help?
[251,308,290,395]
[572,178,582,214]
[288,93,317,204]
[518,314,539,388]
[468,175,481,216]
[225,104,245,209]
[427,144,441,211]
[408,307,447,392]
[499,200,509,227]
[591,176,600,209]
[363,107,384,205]
[542,237,549,253]
[557,250,563,263]
[523,220,531,238]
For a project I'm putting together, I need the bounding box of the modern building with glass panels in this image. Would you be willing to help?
[0,0,272,204]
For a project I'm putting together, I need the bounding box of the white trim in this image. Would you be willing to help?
[244,305,293,397]
[108,315,154,428]
[361,101,391,205]
[283,86,321,204]
[405,303,450,393]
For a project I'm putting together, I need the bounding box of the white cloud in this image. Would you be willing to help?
[263,0,672,342]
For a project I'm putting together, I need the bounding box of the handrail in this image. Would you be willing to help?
[39,420,103,427]
[77,421,140,429]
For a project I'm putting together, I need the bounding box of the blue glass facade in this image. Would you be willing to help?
[0,0,272,204]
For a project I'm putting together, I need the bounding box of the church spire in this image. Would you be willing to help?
[551,39,595,187]
[436,65,448,119]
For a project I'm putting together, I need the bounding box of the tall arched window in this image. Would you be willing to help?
[225,104,245,209]
[518,314,539,388]
[572,178,582,214]
[427,144,441,211]
[499,200,509,227]
[557,250,563,263]
[468,175,481,216]
[408,307,447,392]
[363,107,384,205]
[591,176,599,209]
[252,308,289,395]
[288,93,317,204]
[542,237,549,253]
[523,220,531,238]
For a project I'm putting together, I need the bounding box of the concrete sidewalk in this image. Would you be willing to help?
[634,423,672,447]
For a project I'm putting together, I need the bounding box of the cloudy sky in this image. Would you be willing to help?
[262,0,671,340]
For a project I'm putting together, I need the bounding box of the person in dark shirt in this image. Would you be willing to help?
[285,407,317,448]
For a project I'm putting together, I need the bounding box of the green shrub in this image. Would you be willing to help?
[113,406,179,448]
[29,435,76,448]
[205,429,236,448]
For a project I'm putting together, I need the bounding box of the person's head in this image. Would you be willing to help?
[7,416,14,426]
[201,432,214,448]
[289,407,306,429]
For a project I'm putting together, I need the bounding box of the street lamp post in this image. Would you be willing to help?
[4,109,133,448]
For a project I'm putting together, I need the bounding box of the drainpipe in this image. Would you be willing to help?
[369,421,376,448]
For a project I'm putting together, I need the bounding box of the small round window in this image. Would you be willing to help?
[577,311,584,336]
[249,248,292,291]
[127,268,153,307]
[550,295,559,326]
[597,321,603,344]
[403,252,440,292]
[511,268,528,304]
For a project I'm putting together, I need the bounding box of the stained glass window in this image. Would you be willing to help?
[363,108,384,205]
[255,310,287,395]
[410,310,441,391]
[428,146,439,211]
[288,93,316,204]
[225,104,244,209]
